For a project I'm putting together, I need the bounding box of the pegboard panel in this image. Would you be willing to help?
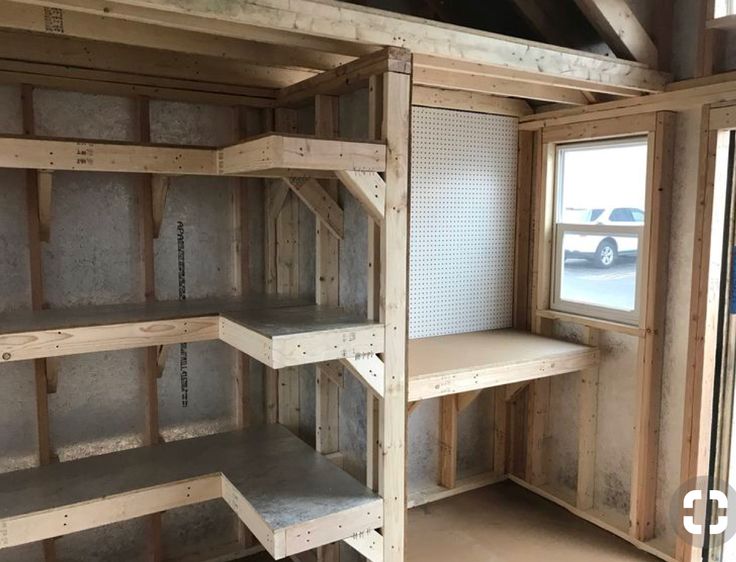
[410,107,517,339]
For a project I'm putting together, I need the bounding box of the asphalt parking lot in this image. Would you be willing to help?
[561,258,637,311]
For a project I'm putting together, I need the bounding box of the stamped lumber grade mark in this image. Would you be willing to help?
[75,143,94,166]
[44,8,64,33]
[177,221,188,407]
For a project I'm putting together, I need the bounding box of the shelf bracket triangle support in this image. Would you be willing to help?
[335,170,385,223]
[339,354,385,398]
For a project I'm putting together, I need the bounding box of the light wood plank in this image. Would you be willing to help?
[380,69,410,562]
[334,171,385,223]
[439,395,458,489]
[412,86,533,116]
[285,177,344,239]
[629,112,675,541]
[408,330,599,401]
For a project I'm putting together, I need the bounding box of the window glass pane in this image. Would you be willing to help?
[560,232,639,312]
[557,138,648,225]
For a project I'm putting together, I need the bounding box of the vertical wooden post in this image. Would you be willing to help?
[380,68,411,562]
[629,112,675,541]
[277,108,300,434]
[315,95,341,562]
[137,96,164,562]
[439,395,458,489]
[576,327,600,510]
[22,84,57,562]
[493,388,507,476]
[366,74,384,494]
[232,106,259,549]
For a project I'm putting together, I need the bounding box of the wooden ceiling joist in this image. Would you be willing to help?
[6,0,669,94]
[412,86,533,117]
[0,59,277,107]
[0,29,314,90]
[414,66,590,106]
[0,0,350,72]
[520,74,736,129]
[573,0,658,68]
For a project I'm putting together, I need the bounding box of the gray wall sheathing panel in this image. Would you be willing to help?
[0,87,37,477]
[457,391,493,480]
[408,399,440,492]
[594,332,637,516]
[49,351,143,461]
[409,107,517,339]
[41,171,141,307]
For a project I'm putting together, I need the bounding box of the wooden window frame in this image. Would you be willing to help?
[537,114,660,333]
[550,136,649,325]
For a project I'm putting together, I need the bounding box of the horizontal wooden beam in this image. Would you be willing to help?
[0,134,385,177]
[277,47,411,107]
[0,59,276,107]
[414,66,591,105]
[0,0,348,71]
[412,86,533,117]
[710,103,736,129]
[12,0,669,93]
[413,54,645,98]
[0,316,219,362]
[0,28,313,90]
[0,136,218,175]
[521,75,736,130]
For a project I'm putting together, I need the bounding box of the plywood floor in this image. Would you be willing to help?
[408,481,660,562]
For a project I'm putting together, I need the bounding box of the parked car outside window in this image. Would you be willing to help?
[563,207,644,268]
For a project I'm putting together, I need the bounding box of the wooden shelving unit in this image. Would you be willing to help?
[0,47,411,562]
[0,425,382,559]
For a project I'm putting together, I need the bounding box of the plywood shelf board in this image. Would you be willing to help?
[0,425,382,558]
[0,133,386,177]
[408,329,599,401]
[0,298,384,368]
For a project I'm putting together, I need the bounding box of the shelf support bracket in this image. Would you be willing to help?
[339,354,385,398]
[344,530,384,562]
[335,170,386,223]
[37,170,53,243]
[285,177,344,239]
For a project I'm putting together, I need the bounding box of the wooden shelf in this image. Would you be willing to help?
[408,329,599,401]
[0,298,383,368]
[0,425,383,559]
[0,133,386,178]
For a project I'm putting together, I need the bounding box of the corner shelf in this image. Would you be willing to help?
[0,298,384,368]
[0,425,383,559]
[408,329,599,401]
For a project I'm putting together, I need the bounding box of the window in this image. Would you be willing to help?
[715,0,735,17]
[551,137,649,324]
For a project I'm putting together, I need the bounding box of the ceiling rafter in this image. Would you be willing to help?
[573,0,658,68]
